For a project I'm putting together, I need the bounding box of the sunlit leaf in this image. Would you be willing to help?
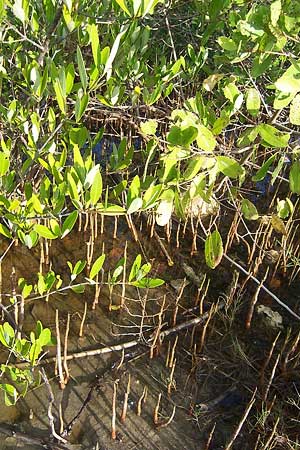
[89,254,106,280]
[61,210,78,239]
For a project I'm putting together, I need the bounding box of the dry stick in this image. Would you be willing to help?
[150,295,166,359]
[31,301,226,367]
[113,215,118,239]
[281,330,300,376]
[172,279,187,326]
[79,302,87,338]
[78,212,82,232]
[94,211,98,239]
[204,423,216,450]
[40,367,68,444]
[111,380,118,440]
[63,313,70,385]
[39,239,44,273]
[56,310,65,390]
[153,229,174,266]
[156,405,176,429]
[92,272,100,309]
[245,268,269,330]
[263,353,280,403]
[121,373,131,423]
[176,220,181,248]
[59,402,64,435]
[84,212,89,232]
[153,392,162,425]
[17,294,25,340]
[260,332,281,387]
[198,303,215,353]
[261,416,280,450]
[137,386,147,416]
[224,388,257,450]
[165,341,171,368]
[100,214,104,234]
[169,335,178,369]
[167,358,176,396]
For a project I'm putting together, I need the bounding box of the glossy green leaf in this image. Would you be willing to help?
[129,254,142,282]
[257,124,290,148]
[34,225,58,240]
[90,170,103,205]
[61,210,78,239]
[196,125,216,152]
[89,254,106,280]
[205,229,223,269]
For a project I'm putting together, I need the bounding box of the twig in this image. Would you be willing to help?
[224,388,257,450]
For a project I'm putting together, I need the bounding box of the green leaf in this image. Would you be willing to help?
[90,170,102,205]
[71,285,85,294]
[205,229,223,269]
[77,46,88,91]
[252,155,277,182]
[203,73,224,92]
[61,210,78,239]
[115,0,131,16]
[156,190,174,226]
[103,25,128,80]
[129,254,142,282]
[34,225,58,240]
[127,197,143,214]
[257,124,290,148]
[131,278,165,288]
[143,184,162,210]
[75,92,89,123]
[0,384,18,406]
[89,254,106,280]
[270,0,281,26]
[0,152,10,176]
[196,125,216,152]
[218,36,237,52]
[140,119,158,136]
[289,161,300,194]
[216,156,243,178]
[241,199,259,220]
[29,340,42,365]
[0,223,12,239]
[275,60,300,94]
[277,198,293,219]
[168,125,198,147]
[246,88,261,117]
[183,157,204,181]
[12,0,25,23]
[289,94,300,125]
[53,79,66,114]
[88,24,101,68]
